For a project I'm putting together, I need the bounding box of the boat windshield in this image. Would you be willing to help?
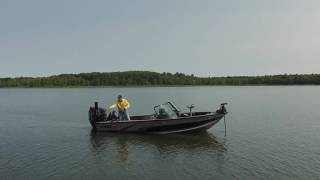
[154,102,180,117]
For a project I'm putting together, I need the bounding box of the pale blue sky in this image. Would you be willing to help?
[1,0,320,77]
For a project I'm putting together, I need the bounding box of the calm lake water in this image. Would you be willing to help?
[0,86,320,180]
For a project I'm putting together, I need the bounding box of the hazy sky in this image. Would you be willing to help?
[1,0,320,77]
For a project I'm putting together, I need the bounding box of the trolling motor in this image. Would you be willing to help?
[187,104,195,116]
[216,103,228,114]
[215,103,228,136]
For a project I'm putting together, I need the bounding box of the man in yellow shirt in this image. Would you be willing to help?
[109,95,131,120]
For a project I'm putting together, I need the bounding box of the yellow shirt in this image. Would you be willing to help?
[109,99,130,110]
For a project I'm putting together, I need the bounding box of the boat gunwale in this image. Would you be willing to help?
[95,112,223,124]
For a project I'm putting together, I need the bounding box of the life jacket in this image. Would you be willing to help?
[110,99,130,110]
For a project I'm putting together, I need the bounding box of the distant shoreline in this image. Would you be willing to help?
[1,71,319,88]
[1,85,320,89]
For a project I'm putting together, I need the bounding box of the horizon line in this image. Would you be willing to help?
[1,70,319,79]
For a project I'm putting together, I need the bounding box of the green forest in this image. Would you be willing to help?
[0,71,320,87]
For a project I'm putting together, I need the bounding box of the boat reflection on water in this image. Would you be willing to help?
[89,130,227,163]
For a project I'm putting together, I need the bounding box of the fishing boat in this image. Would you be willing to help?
[88,101,228,134]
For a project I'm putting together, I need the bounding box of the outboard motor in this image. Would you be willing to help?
[89,102,107,130]
[216,103,228,114]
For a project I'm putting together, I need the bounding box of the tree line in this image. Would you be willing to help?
[0,71,319,87]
